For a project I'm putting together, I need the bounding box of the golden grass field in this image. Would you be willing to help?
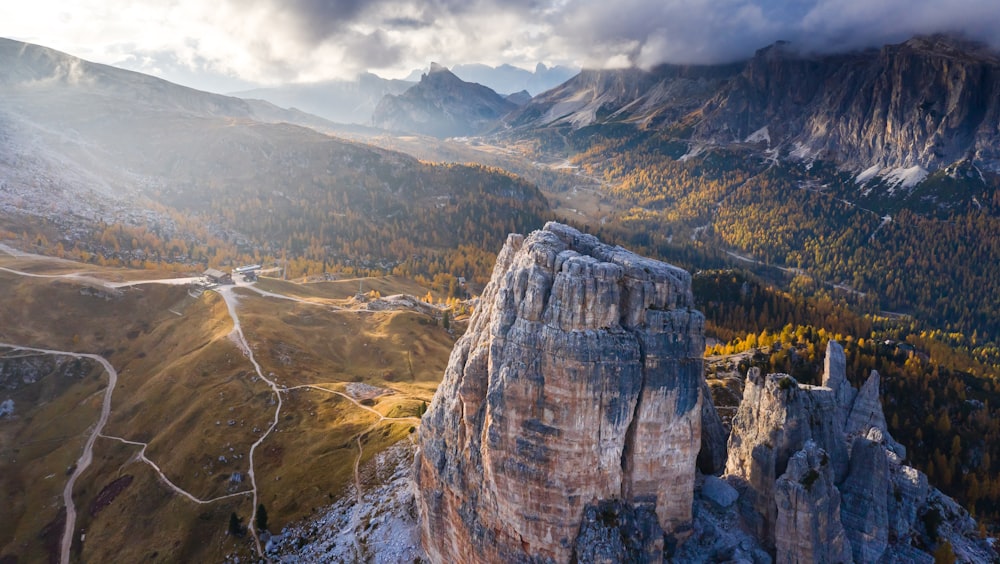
[0,254,457,562]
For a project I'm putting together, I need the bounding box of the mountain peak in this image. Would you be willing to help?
[373,63,516,137]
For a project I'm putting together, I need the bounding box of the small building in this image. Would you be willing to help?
[204,268,232,284]
[233,264,262,274]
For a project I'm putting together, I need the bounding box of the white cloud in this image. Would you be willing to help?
[1,0,999,92]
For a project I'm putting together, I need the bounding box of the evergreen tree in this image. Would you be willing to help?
[228,512,243,537]
[256,504,268,532]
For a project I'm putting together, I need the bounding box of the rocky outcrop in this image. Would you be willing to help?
[840,433,890,563]
[413,231,994,563]
[415,222,705,563]
[724,368,847,547]
[846,371,905,458]
[821,340,855,430]
[773,441,853,564]
[574,500,665,563]
[698,377,728,475]
[723,341,995,564]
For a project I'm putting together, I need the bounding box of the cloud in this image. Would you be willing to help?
[1,0,999,92]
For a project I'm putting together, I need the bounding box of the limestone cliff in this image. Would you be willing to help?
[722,341,994,564]
[414,222,705,562]
[412,229,991,564]
[774,441,853,564]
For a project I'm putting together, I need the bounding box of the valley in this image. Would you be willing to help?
[0,248,455,562]
[1,29,999,563]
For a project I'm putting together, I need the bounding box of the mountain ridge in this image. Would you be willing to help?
[373,64,518,138]
[508,34,1000,177]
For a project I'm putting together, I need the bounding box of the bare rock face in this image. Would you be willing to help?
[724,341,995,564]
[372,64,517,137]
[692,35,1000,173]
[724,369,847,547]
[415,222,705,563]
[840,435,890,563]
[821,340,855,431]
[698,377,729,475]
[845,371,905,458]
[773,441,853,564]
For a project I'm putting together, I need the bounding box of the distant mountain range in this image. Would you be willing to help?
[355,34,1000,181]
[0,37,549,267]
[227,62,577,126]
[445,63,578,96]
[508,35,1000,179]
[372,64,519,138]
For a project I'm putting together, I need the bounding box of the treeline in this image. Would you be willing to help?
[696,269,1000,531]
[559,126,999,358]
[23,160,551,288]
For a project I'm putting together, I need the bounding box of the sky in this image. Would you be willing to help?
[2,0,999,94]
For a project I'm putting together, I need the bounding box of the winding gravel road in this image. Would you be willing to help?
[0,344,117,564]
[2,248,426,562]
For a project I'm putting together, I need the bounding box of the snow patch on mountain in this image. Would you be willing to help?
[885,165,929,189]
[855,164,882,184]
[789,142,815,160]
[745,125,770,145]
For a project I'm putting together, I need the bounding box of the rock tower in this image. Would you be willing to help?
[414,222,706,562]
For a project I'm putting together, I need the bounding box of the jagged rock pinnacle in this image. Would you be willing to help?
[414,222,707,563]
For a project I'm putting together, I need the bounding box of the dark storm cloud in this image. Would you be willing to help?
[343,29,405,68]
[546,0,1000,66]
[257,0,1000,70]
[280,0,379,42]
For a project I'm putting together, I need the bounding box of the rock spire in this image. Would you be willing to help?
[414,222,706,562]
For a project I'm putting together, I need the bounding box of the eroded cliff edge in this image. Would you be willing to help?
[414,222,705,562]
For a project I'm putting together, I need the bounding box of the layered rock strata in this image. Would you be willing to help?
[415,222,705,563]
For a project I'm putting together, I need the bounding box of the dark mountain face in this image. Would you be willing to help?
[511,35,1000,176]
[692,36,1000,174]
[372,64,518,138]
[0,38,550,274]
[505,63,741,130]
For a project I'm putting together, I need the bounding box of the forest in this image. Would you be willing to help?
[537,126,1000,367]
[694,270,1000,531]
[5,119,999,533]
[4,159,551,296]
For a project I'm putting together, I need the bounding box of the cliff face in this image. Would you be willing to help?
[722,342,995,564]
[414,222,705,562]
[505,64,740,129]
[413,226,992,563]
[511,35,1000,175]
[693,36,1000,173]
